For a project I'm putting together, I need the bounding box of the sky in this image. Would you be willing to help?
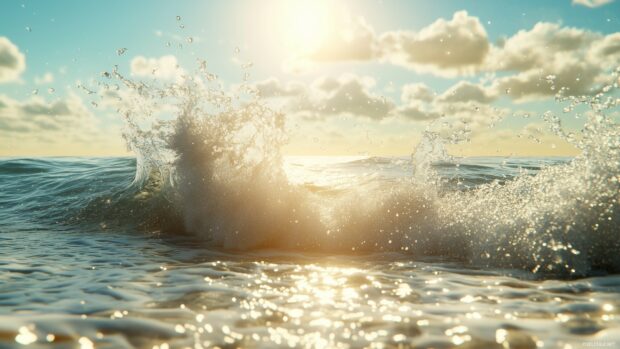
[0,0,619,157]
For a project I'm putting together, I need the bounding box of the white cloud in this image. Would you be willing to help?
[487,23,611,101]
[393,81,506,139]
[130,55,184,80]
[401,83,435,103]
[0,37,26,83]
[572,0,614,7]
[254,78,306,98]
[293,10,489,77]
[291,11,620,102]
[254,75,393,121]
[379,11,489,77]
[307,75,393,120]
[589,32,620,66]
[34,72,54,85]
[437,81,496,103]
[394,101,441,121]
[0,93,99,139]
[254,76,504,130]
[488,23,599,72]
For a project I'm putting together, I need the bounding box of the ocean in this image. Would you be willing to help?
[1,155,619,349]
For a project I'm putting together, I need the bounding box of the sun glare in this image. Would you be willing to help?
[284,0,331,53]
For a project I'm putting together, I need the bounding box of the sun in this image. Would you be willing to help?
[284,0,331,53]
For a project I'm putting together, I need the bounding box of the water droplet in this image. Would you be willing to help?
[186,37,193,43]
[176,15,181,21]
[25,26,31,32]
[47,87,55,94]
[116,48,127,56]
[15,326,37,345]
[31,89,38,95]
[234,46,240,54]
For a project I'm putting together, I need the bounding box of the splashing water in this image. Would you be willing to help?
[88,59,620,278]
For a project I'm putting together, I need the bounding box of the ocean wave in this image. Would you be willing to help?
[3,65,619,279]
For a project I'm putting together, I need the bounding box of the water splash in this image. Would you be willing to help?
[91,56,620,277]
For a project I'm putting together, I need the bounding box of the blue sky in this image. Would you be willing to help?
[1,0,619,156]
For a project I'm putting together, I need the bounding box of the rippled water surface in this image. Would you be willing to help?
[1,157,619,349]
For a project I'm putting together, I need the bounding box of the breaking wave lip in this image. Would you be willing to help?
[29,62,616,278]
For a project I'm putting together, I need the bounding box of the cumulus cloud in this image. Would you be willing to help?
[254,75,393,121]
[293,10,620,102]
[401,83,435,103]
[254,76,504,135]
[0,93,98,138]
[437,81,496,103]
[489,23,598,72]
[487,23,614,101]
[294,11,489,77]
[395,101,442,121]
[392,81,507,142]
[0,37,26,83]
[130,55,184,80]
[589,32,620,66]
[254,78,306,98]
[572,0,614,7]
[308,75,393,120]
[379,11,489,77]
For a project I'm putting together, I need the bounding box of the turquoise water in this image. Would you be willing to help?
[1,156,619,348]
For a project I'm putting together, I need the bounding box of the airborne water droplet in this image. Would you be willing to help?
[176,15,181,21]
[31,89,38,95]
[116,48,127,56]
[25,26,31,32]
[48,87,55,94]
[187,37,193,43]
